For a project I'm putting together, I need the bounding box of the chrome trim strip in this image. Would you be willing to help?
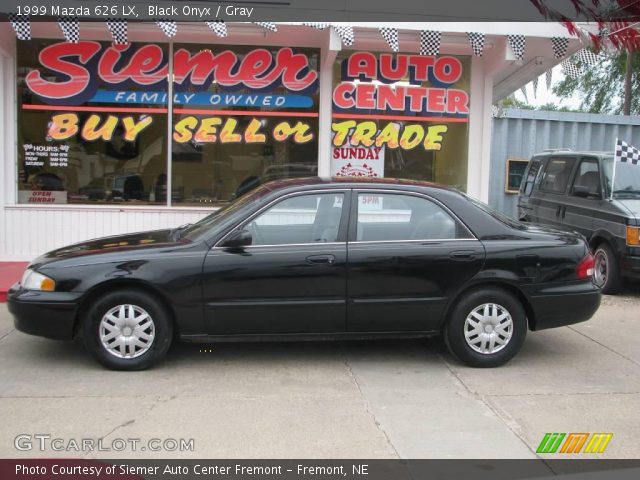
[348,238,478,245]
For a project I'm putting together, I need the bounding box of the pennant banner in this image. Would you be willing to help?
[333,25,354,46]
[420,30,441,56]
[507,34,526,60]
[254,22,277,32]
[302,22,330,30]
[551,37,570,59]
[379,27,399,52]
[467,32,485,57]
[206,20,228,38]
[155,20,177,38]
[545,69,553,89]
[532,76,538,99]
[561,58,582,79]
[576,49,600,67]
[520,85,528,102]
[8,14,31,40]
[58,17,80,43]
[106,19,127,44]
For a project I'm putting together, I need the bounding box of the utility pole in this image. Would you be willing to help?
[624,48,633,116]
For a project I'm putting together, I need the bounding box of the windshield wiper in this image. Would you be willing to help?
[613,189,640,197]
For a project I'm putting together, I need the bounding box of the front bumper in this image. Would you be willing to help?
[620,253,640,279]
[527,281,601,331]
[7,283,82,340]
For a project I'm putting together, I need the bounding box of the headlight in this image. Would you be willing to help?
[21,269,56,291]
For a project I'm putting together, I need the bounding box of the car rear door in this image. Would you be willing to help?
[202,189,350,335]
[346,190,485,333]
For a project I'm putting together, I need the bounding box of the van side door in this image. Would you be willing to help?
[534,156,578,228]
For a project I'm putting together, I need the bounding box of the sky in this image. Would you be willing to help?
[513,65,585,110]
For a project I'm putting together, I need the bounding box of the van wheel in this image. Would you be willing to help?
[82,290,173,370]
[444,288,527,368]
[594,244,622,295]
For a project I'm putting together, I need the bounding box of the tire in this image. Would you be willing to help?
[594,243,622,295]
[444,287,527,368]
[82,290,173,371]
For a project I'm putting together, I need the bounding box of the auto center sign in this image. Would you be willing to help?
[23,41,319,146]
[331,52,469,154]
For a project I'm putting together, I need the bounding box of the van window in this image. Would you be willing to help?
[539,157,576,194]
[571,158,601,197]
[520,158,542,196]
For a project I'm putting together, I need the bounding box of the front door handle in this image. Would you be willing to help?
[306,254,336,265]
[449,250,477,261]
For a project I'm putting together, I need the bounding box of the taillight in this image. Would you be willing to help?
[576,253,595,280]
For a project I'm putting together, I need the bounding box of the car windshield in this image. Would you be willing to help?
[602,156,640,198]
[179,184,272,241]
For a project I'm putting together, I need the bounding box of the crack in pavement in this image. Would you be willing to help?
[568,325,640,367]
[340,344,400,459]
[0,328,15,344]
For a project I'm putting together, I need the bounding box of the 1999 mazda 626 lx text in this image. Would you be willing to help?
[9,177,601,370]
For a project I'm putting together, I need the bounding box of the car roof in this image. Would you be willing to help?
[532,151,614,158]
[258,176,461,194]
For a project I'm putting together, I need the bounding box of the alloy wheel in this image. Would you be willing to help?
[594,249,608,288]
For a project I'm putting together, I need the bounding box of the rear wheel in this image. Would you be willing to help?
[82,290,173,370]
[594,243,622,295]
[444,288,527,368]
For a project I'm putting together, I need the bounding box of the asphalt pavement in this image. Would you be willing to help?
[0,289,639,459]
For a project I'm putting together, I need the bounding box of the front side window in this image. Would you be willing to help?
[602,156,640,198]
[539,157,576,194]
[244,193,344,246]
[355,193,471,241]
[571,158,601,197]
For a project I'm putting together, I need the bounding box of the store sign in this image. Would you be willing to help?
[331,144,385,178]
[25,42,319,105]
[332,52,468,153]
[18,190,67,204]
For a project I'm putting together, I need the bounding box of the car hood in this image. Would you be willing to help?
[30,229,184,269]
[615,198,640,218]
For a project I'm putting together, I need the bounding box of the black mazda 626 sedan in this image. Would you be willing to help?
[9,178,601,370]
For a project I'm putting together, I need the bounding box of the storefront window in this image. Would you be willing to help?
[331,51,470,189]
[17,39,169,204]
[170,44,320,205]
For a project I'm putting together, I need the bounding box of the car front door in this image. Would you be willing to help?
[202,190,349,335]
[562,157,601,237]
[346,191,485,333]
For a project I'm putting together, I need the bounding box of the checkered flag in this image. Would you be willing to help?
[379,27,399,52]
[206,20,227,38]
[155,20,177,38]
[58,17,79,43]
[507,35,526,60]
[106,19,127,44]
[420,30,441,56]
[551,37,569,59]
[332,25,354,47]
[9,14,31,40]
[467,32,485,57]
[254,22,277,32]
[303,22,330,30]
[615,139,640,165]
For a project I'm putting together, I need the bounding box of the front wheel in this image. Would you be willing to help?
[82,290,173,370]
[444,288,527,368]
[593,244,622,295]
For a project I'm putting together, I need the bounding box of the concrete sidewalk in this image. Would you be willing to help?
[0,291,639,459]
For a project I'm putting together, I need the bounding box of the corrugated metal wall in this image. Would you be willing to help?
[490,109,640,218]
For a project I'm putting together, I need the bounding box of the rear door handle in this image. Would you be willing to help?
[449,250,476,261]
[306,254,335,265]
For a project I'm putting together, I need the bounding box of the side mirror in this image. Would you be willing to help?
[221,229,252,249]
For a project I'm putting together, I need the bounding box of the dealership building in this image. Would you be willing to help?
[0,21,581,260]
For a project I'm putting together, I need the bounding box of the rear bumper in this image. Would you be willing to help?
[527,281,601,331]
[7,284,82,340]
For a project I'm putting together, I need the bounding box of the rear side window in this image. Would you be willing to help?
[538,157,576,194]
[520,158,542,196]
